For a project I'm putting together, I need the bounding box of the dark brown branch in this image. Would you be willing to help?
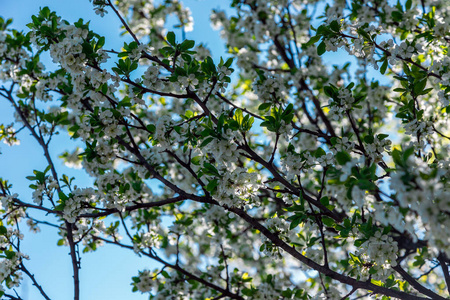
[346,110,366,156]
[96,237,244,299]
[216,93,263,120]
[106,0,141,46]
[437,254,450,296]
[393,265,447,300]
[19,263,51,300]
[238,141,343,222]
[10,198,62,216]
[339,32,440,79]
[340,287,358,300]
[2,294,22,300]
[298,78,337,137]
[79,196,188,218]
[66,222,80,300]
[227,205,430,300]
[2,88,81,300]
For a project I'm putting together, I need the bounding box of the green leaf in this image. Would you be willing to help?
[258,103,272,111]
[357,27,371,41]
[405,0,412,10]
[161,270,171,278]
[380,59,388,74]
[44,165,51,174]
[336,151,351,165]
[330,137,339,145]
[58,191,68,201]
[224,57,234,68]
[191,156,201,165]
[281,289,293,298]
[402,62,411,75]
[364,135,374,144]
[418,88,433,95]
[96,36,105,49]
[391,11,403,21]
[282,104,294,122]
[403,147,415,161]
[317,41,326,56]
[349,252,362,264]
[179,39,195,51]
[329,20,340,32]
[242,288,256,296]
[371,279,383,286]
[354,239,365,247]
[234,109,243,125]
[315,147,326,158]
[304,35,321,47]
[200,137,214,147]
[324,86,334,97]
[166,31,176,46]
[382,225,392,235]
[357,179,377,191]
[0,226,7,235]
[320,196,329,206]
[244,116,254,131]
[289,215,303,230]
[322,216,335,227]
[391,148,403,166]
[203,163,220,176]
[41,6,51,18]
[413,78,427,95]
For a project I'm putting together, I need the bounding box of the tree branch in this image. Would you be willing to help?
[19,263,51,300]
[227,205,431,300]
[96,237,244,300]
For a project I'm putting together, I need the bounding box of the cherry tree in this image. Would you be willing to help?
[0,0,450,299]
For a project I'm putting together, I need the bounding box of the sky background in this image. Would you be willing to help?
[0,0,230,299]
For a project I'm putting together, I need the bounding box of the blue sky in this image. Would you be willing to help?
[0,0,228,299]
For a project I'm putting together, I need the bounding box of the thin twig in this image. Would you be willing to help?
[19,263,51,300]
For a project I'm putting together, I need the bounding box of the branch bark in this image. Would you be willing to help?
[227,205,431,300]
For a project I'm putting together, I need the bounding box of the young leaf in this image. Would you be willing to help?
[317,41,326,56]
[166,31,176,46]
